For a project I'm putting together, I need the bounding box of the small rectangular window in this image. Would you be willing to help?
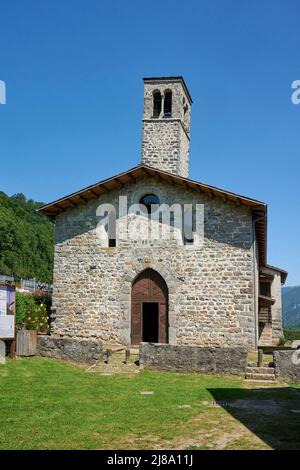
[109,238,116,248]
[260,282,271,297]
[183,206,193,245]
[183,235,194,245]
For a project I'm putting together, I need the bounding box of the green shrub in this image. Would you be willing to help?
[16,291,36,327]
[31,291,51,312]
[25,302,48,332]
[16,291,50,332]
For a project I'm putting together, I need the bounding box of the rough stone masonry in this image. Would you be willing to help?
[51,175,256,349]
[273,350,300,384]
[139,343,248,376]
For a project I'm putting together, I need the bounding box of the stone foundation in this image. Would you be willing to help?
[139,343,248,376]
[37,336,102,364]
[273,350,300,384]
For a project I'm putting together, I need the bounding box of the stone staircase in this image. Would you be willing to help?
[83,344,140,375]
[245,361,275,382]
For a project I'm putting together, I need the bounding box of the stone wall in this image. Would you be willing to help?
[51,176,256,349]
[178,122,190,178]
[37,336,102,364]
[141,79,191,177]
[273,350,300,384]
[270,272,284,344]
[139,343,248,376]
[141,120,190,177]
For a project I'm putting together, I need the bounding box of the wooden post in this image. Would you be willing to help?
[258,349,264,368]
[11,286,16,358]
[106,349,112,364]
[10,339,16,359]
[125,348,130,364]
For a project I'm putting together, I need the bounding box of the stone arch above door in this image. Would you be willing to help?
[118,260,180,346]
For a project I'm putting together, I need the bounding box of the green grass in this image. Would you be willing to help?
[0,357,299,450]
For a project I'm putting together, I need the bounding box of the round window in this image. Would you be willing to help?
[139,194,160,214]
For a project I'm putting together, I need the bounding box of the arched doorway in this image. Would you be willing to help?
[131,269,168,345]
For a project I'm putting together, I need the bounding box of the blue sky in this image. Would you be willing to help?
[0,0,299,285]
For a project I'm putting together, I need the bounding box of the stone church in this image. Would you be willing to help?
[40,76,287,352]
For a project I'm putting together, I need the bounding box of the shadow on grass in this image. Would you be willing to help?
[207,386,300,450]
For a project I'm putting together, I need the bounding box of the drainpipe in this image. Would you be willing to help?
[252,216,265,350]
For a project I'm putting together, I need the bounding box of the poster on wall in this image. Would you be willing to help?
[0,285,15,339]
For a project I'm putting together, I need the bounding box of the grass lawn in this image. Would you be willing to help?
[0,357,300,450]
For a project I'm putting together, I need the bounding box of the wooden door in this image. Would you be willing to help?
[158,302,167,343]
[131,269,168,344]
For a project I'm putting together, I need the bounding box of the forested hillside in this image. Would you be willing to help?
[282,286,300,328]
[0,192,54,283]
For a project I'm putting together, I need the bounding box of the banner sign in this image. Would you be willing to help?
[0,285,15,339]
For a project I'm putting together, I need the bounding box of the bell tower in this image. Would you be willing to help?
[141,76,192,178]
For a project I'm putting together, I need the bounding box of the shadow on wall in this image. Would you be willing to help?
[207,387,300,450]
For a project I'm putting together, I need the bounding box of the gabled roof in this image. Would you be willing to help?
[38,164,267,265]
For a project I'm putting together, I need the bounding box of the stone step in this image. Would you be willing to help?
[247,361,273,368]
[129,347,139,355]
[102,349,140,364]
[245,379,276,384]
[103,345,126,352]
[245,373,275,381]
[246,366,275,374]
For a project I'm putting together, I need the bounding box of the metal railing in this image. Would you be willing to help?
[0,274,52,293]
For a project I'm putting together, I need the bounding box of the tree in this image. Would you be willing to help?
[0,191,54,282]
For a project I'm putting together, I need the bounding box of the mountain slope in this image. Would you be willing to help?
[282,286,300,328]
[0,192,54,283]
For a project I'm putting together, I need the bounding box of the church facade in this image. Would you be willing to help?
[40,76,287,350]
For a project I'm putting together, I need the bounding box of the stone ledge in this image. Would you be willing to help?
[37,336,102,364]
[139,343,248,376]
[273,350,300,384]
